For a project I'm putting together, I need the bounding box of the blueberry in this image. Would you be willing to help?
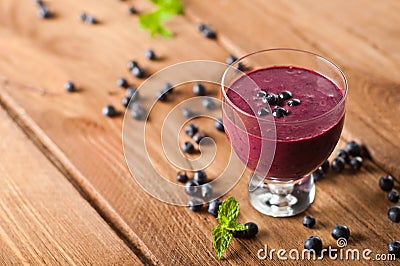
[345,141,361,157]
[388,189,400,203]
[302,215,316,228]
[188,198,203,212]
[287,98,301,106]
[321,160,330,174]
[182,108,196,118]
[161,82,174,94]
[184,180,200,196]
[226,55,238,65]
[200,184,213,199]
[130,104,146,120]
[256,91,267,97]
[122,97,131,108]
[236,62,245,71]
[176,171,188,183]
[208,199,222,217]
[64,81,76,92]
[117,77,129,88]
[231,230,247,238]
[388,240,400,258]
[192,83,206,96]
[184,123,198,138]
[79,12,87,22]
[388,206,400,223]
[193,170,207,185]
[126,87,139,101]
[155,91,168,102]
[214,118,224,132]
[127,60,138,70]
[197,23,206,32]
[336,149,350,163]
[304,236,323,253]
[102,105,116,117]
[311,168,324,181]
[278,90,292,101]
[331,225,350,240]
[181,141,195,154]
[128,6,137,14]
[85,15,97,24]
[331,157,345,173]
[272,107,288,118]
[35,0,45,7]
[131,67,145,78]
[257,107,270,116]
[37,6,52,19]
[193,132,206,144]
[202,27,216,39]
[262,93,278,105]
[244,222,258,238]
[379,175,394,192]
[349,156,363,170]
[202,97,216,110]
[145,49,156,60]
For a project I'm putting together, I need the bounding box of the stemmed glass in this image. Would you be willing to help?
[221,49,347,217]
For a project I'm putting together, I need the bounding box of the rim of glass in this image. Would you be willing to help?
[221,48,348,124]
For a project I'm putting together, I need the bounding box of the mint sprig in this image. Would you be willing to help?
[139,0,183,37]
[212,196,246,259]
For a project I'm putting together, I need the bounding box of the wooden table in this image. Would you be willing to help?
[0,0,399,265]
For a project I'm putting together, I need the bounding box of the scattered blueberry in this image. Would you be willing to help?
[184,180,200,196]
[117,77,129,88]
[304,236,323,253]
[321,160,330,174]
[226,55,238,65]
[257,107,270,116]
[182,107,196,118]
[262,93,278,105]
[202,97,216,110]
[207,199,222,217]
[244,222,259,238]
[181,141,195,154]
[145,49,156,60]
[64,81,76,92]
[37,6,52,19]
[184,123,198,138]
[379,175,394,192]
[200,184,213,199]
[155,90,168,102]
[336,149,350,163]
[311,168,324,181]
[131,66,145,78]
[331,157,345,173]
[231,229,247,238]
[79,12,87,22]
[102,105,117,117]
[176,171,189,183]
[272,107,288,118]
[193,132,207,144]
[388,206,400,223]
[161,82,174,94]
[388,189,400,203]
[192,83,206,96]
[236,62,245,71]
[122,97,131,108]
[126,87,139,101]
[85,15,97,24]
[127,60,138,70]
[35,0,44,7]
[287,98,301,106]
[188,198,203,212]
[388,240,400,258]
[197,23,206,32]
[128,6,137,14]
[130,104,146,120]
[256,91,267,97]
[302,215,316,228]
[202,27,216,39]
[345,140,361,157]
[278,90,292,101]
[214,118,224,132]
[331,225,350,240]
[349,156,363,170]
[193,170,207,185]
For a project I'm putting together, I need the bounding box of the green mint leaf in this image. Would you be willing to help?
[212,225,233,260]
[151,0,183,14]
[217,196,240,225]
[226,221,246,231]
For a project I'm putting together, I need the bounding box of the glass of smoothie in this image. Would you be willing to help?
[221,48,347,217]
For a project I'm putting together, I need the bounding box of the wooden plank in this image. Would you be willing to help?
[0,107,142,265]
[183,0,400,177]
[0,0,398,265]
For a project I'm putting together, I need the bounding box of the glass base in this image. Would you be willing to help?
[248,174,315,217]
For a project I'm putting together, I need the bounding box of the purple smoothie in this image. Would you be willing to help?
[223,66,345,179]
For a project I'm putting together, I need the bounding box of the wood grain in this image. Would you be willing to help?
[0,107,141,265]
[183,0,400,177]
[0,0,398,265]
